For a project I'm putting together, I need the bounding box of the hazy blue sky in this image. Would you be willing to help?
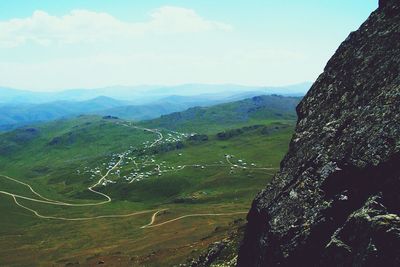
[0,1,378,91]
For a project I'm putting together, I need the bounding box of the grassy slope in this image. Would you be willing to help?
[103,125,293,205]
[0,98,296,265]
[0,116,157,199]
[140,95,300,134]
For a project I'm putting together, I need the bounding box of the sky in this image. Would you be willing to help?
[0,0,378,91]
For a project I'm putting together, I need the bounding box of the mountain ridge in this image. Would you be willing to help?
[0,94,301,132]
[139,95,300,134]
[0,83,311,104]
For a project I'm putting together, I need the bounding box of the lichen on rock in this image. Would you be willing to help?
[237,1,400,266]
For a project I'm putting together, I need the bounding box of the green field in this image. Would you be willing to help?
[0,114,294,266]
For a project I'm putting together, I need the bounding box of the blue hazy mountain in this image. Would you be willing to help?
[0,83,311,131]
[0,83,311,104]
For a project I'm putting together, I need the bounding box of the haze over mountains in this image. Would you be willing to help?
[0,83,310,131]
[0,83,310,104]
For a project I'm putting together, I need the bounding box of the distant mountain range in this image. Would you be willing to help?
[0,83,311,104]
[0,83,310,131]
[0,96,126,130]
[0,94,300,160]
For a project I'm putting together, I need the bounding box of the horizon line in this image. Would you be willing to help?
[0,81,313,93]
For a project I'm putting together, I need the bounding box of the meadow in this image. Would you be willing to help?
[0,114,294,266]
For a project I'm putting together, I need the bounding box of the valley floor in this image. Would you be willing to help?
[0,117,292,266]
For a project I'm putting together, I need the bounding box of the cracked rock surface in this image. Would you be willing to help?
[238,1,400,266]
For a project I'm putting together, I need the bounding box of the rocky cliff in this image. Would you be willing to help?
[238,1,400,266]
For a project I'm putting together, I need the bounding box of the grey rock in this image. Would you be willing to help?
[238,1,400,266]
[180,241,227,267]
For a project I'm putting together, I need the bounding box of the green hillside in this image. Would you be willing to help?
[140,95,300,134]
[0,96,297,266]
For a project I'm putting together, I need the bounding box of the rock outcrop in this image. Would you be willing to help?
[238,1,400,266]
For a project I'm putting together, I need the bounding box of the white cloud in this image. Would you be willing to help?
[0,7,233,47]
[147,6,233,34]
[0,48,311,90]
[0,6,319,90]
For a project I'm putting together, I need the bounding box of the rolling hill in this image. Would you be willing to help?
[0,93,302,132]
[0,118,294,266]
[140,95,301,134]
[0,94,298,265]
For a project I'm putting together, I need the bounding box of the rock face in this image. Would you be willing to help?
[237,1,400,266]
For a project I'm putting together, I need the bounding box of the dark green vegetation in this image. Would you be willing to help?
[141,95,300,134]
[0,95,297,266]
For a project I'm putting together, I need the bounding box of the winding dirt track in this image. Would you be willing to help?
[1,173,248,225]
[12,195,157,221]
[0,155,123,207]
[141,211,248,229]
[0,124,260,226]
[1,174,248,226]
[140,209,169,228]
[0,157,166,221]
[120,123,163,148]
[0,169,165,222]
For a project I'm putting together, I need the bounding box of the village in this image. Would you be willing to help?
[75,123,267,189]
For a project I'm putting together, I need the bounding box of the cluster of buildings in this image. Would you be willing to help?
[76,127,260,189]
